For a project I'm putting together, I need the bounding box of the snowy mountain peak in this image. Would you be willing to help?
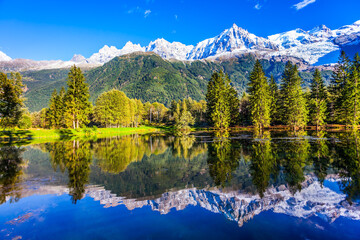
[353,20,360,26]
[87,45,121,64]
[70,54,86,63]
[0,50,11,61]
[98,45,119,54]
[187,23,277,60]
[145,38,193,60]
[120,41,145,55]
[309,25,332,38]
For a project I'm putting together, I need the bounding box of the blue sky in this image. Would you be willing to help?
[0,0,359,60]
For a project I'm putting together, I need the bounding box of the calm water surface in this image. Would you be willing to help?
[1,131,360,239]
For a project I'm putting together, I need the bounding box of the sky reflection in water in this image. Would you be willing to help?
[1,131,360,239]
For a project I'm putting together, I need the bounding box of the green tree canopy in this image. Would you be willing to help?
[63,66,92,129]
[248,60,272,129]
[0,72,24,129]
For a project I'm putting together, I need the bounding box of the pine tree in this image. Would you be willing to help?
[63,66,92,129]
[47,89,58,128]
[280,62,308,130]
[309,69,327,130]
[330,51,350,123]
[228,86,240,126]
[269,75,278,125]
[341,54,360,127]
[46,87,65,129]
[206,71,238,130]
[248,60,271,129]
[0,72,24,129]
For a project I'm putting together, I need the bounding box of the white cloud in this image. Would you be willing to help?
[144,9,151,18]
[127,6,140,14]
[254,3,262,10]
[293,0,316,10]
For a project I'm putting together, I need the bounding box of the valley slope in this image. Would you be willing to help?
[23,52,332,112]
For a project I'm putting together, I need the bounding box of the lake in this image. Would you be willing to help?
[1,131,360,239]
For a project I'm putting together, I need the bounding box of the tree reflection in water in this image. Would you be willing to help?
[16,130,360,205]
[311,131,330,185]
[0,145,25,204]
[47,140,91,204]
[249,131,277,198]
[333,131,360,203]
[207,131,241,187]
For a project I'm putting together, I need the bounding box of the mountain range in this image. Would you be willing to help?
[1,20,360,72]
[14,175,360,227]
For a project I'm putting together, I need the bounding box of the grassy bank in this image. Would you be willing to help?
[0,126,161,142]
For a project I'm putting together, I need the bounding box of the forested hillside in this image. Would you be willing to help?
[22,53,333,112]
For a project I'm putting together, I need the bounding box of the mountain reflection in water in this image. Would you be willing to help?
[1,131,360,229]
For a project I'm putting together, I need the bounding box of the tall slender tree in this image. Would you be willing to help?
[341,54,360,127]
[47,87,65,129]
[329,51,350,123]
[309,69,327,130]
[63,66,92,129]
[248,60,271,129]
[206,71,239,130]
[269,75,279,125]
[280,62,308,130]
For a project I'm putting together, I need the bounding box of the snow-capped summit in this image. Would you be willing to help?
[268,28,318,50]
[88,45,122,64]
[146,38,193,60]
[120,41,145,55]
[267,25,341,64]
[333,20,360,37]
[0,50,11,62]
[187,23,277,60]
[70,54,86,63]
[309,25,332,38]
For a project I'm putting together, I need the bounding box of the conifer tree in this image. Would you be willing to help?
[330,51,350,123]
[248,60,271,129]
[269,75,278,124]
[280,62,308,130]
[0,72,24,129]
[47,89,58,128]
[47,87,65,129]
[63,66,92,129]
[206,71,239,130]
[309,69,327,130]
[228,86,240,126]
[341,54,360,127]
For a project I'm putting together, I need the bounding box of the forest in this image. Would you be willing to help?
[0,51,359,133]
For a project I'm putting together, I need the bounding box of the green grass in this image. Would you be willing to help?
[0,126,160,142]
